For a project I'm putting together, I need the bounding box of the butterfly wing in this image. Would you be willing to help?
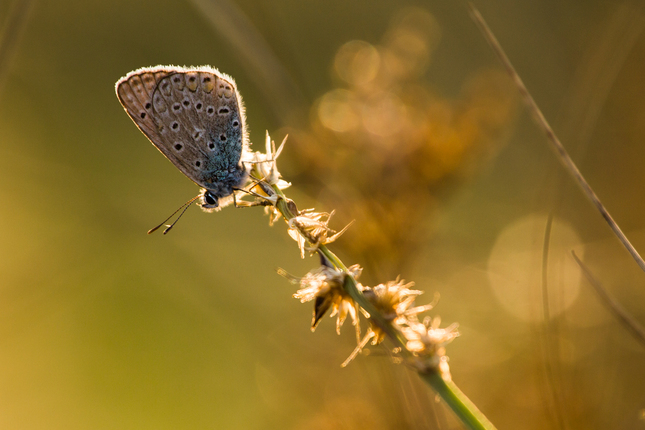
[115,66,249,196]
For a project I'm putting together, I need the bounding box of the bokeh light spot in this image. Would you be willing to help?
[334,40,381,86]
[317,89,359,132]
[487,214,584,322]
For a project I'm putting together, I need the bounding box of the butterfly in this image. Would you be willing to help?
[115,65,249,216]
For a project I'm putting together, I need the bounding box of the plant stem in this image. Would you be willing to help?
[420,370,497,430]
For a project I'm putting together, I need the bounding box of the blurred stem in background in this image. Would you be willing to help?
[0,0,33,94]
[468,3,645,349]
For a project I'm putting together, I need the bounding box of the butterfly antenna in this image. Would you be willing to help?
[147,194,201,234]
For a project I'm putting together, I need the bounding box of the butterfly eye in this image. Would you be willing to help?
[203,191,217,206]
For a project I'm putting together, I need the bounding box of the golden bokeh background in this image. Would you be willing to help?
[1,0,644,428]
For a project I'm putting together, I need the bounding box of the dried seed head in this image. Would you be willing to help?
[287,210,353,258]
[289,264,363,334]
[246,132,290,190]
[400,316,459,375]
[362,277,424,322]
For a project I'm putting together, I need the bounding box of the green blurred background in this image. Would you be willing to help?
[1,0,645,428]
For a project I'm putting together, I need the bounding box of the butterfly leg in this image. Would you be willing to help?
[233,184,273,208]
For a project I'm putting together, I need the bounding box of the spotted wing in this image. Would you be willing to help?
[115,65,248,192]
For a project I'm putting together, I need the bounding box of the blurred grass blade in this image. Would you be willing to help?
[572,251,645,348]
[557,3,645,154]
[0,0,33,94]
[188,0,307,124]
[468,2,645,278]
[540,214,567,430]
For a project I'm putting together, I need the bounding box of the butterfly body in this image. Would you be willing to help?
[116,65,249,209]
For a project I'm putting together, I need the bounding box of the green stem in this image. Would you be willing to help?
[420,371,497,430]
